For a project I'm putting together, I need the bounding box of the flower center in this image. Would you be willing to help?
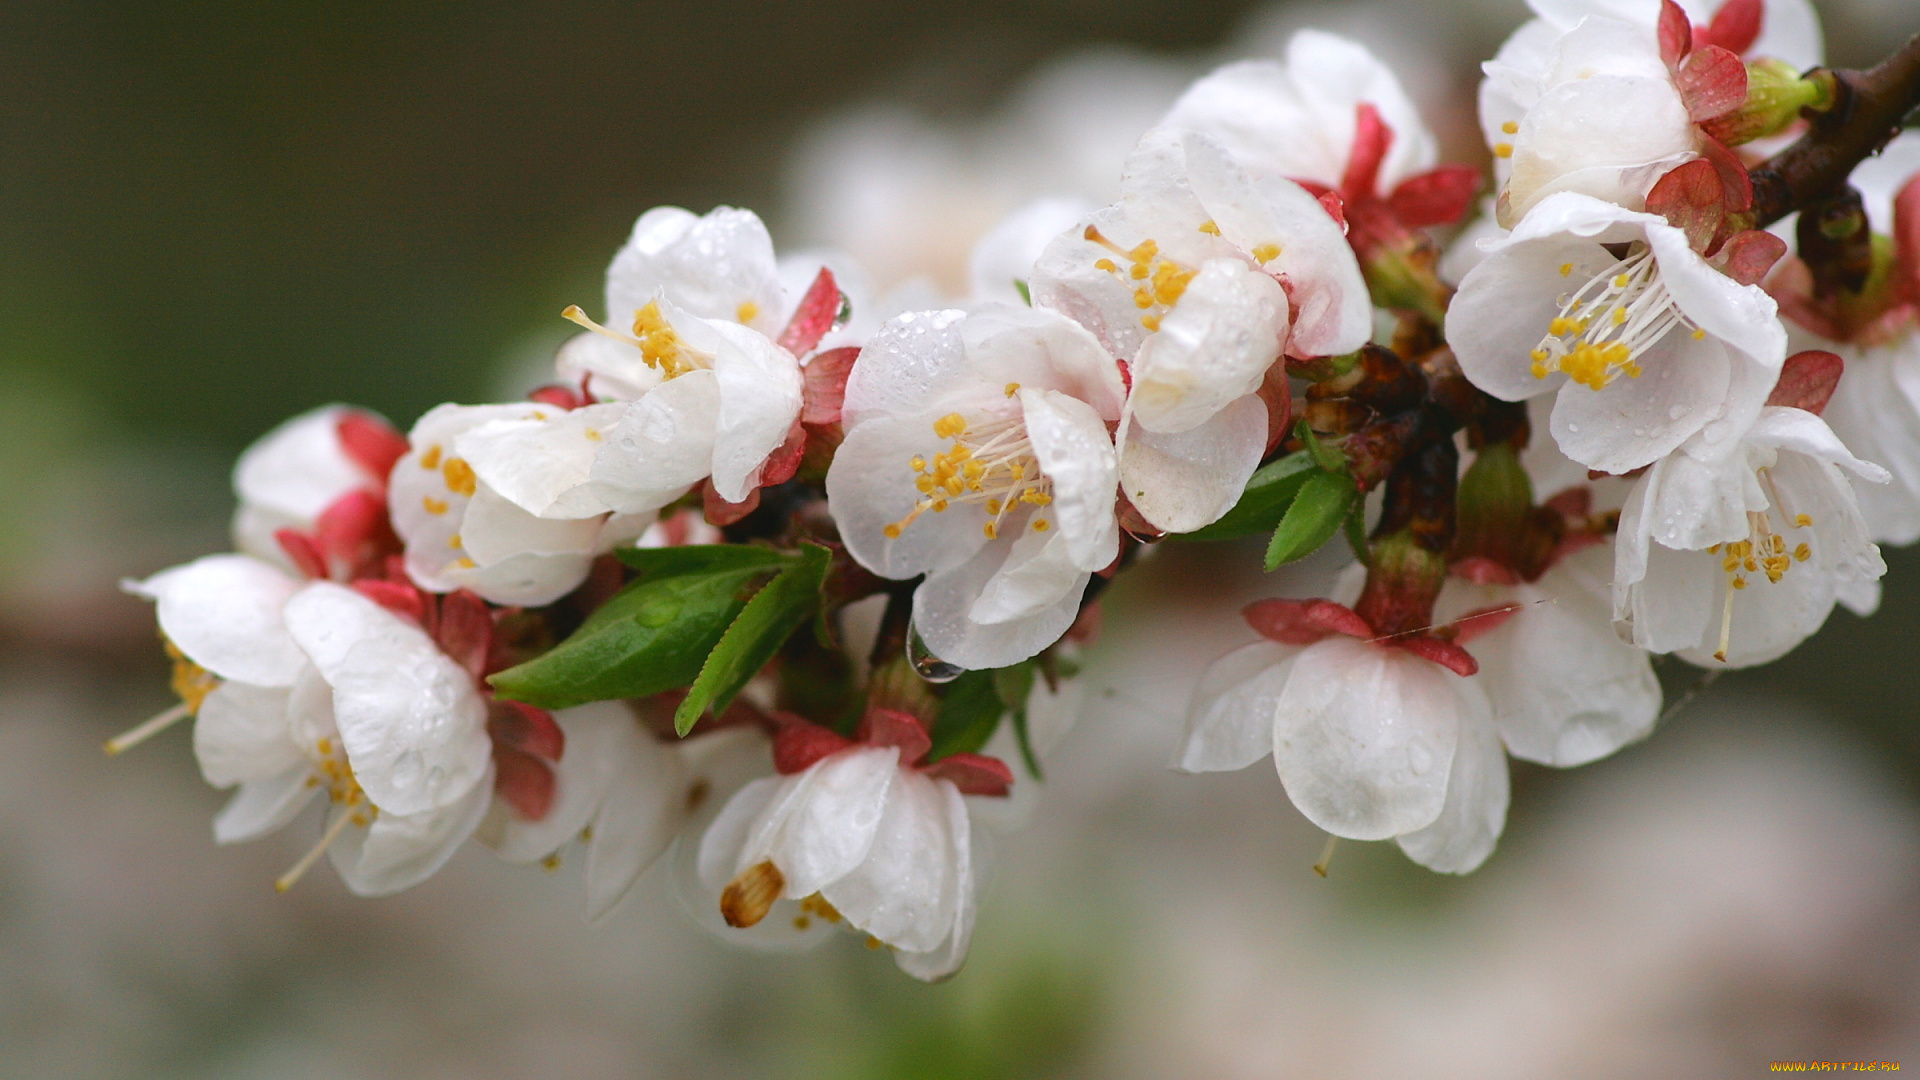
[1529,244,1704,390]
[1084,226,1206,334]
[275,735,379,893]
[562,301,711,379]
[1707,467,1815,662]
[104,638,219,756]
[883,407,1054,542]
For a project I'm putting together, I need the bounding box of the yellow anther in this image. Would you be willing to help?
[1731,576,1748,589]
[1141,313,1161,332]
[1004,382,1020,398]
[1559,263,1573,277]
[1128,239,1159,263]
[1550,317,1580,336]
[1494,142,1514,158]
[448,533,463,550]
[1794,514,1812,527]
[1133,288,1154,309]
[419,444,442,469]
[456,556,477,569]
[1251,243,1282,263]
[1612,307,1627,325]
[442,457,477,497]
[883,523,902,539]
[1152,260,1196,305]
[1130,262,1149,280]
[985,499,1002,514]
[422,496,449,515]
[933,413,967,439]
[1198,220,1221,235]
[584,427,601,441]
[983,522,998,540]
[736,301,759,324]
[1094,258,1119,273]
[1502,121,1519,135]
[1794,543,1811,561]
[1612,273,1631,288]
[1032,519,1050,532]
[1692,328,1707,339]
[909,454,926,471]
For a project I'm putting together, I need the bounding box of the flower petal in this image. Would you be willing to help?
[1120,393,1267,535]
[1395,693,1506,874]
[915,536,1088,671]
[740,746,899,899]
[1178,640,1295,773]
[126,554,307,686]
[194,680,305,787]
[820,770,962,955]
[1128,260,1288,433]
[328,760,495,897]
[1020,387,1119,570]
[212,767,320,845]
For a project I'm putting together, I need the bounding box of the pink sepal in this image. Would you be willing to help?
[801,346,859,425]
[436,589,495,679]
[1719,229,1787,285]
[777,267,841,357]
[1765,350,1845,415]
[1678,45,1748,122]
[1398,635,1480,676]
[492,745,556,821]
[856,707,933,767]
[1895,174,1920,302]
[772,719,855,775]
[923,753,1014,797]
[702,481,762,527]
[1243,598,1373,645]
[527,383,585,410]
[1389,166,1481,229]
[1340,103,1392,200]
[488,699,566,762]
[1698,0,1763,56]
[1658,0,1693,68]
[336,411,408,490]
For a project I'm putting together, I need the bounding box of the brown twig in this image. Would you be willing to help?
[1751,34,1920,228]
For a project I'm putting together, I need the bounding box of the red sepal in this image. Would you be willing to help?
[492,745,556,821]
[1647,158,1730,253]
[436,588,495,679]
[1543,486,1593,518]
[1317,191,1349,232]
[1243,598,1373,645]
[856,707,933,768]
[488,699,566,762]
[772,720,855,775]
[336,411,408,489]
[353,578,429,625]
[277,529,329,580]
[758,420,809,488]
[1340,103,1393,200]
[527,383,585,410]
[1677,45,1749,122]
[1719,228,1787,285]
[1257,361,1293,455]
[1658,0,1694,68]
[776,267,841,357]
[1398,634,1480,676]
[1765,349,1844,415]
[801,346,859,425]
[1387,166,1482,229]
[701,482,761,527]
[1895,174,1920,302]
[922,752,1014,797]
[1698,0,1763,57]
[1699,136,1754,212]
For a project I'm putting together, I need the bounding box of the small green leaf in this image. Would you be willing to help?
[490,560,780,709]
[1013,279,1032,306]
[1296,420,1347,476]
[615,543,791,580]
[1343,498,1370,564]
[673,544,831,735]
[995,662,1044,780]
[929,670,1005,761]
[1180,451,1317,541]
[1265,470,1357,570]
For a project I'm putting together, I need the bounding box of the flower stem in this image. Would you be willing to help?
[1751,34,1920,228]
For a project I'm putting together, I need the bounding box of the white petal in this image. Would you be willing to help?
[126,554,306,686]
[583,717,691,919]
[1019,387,1119,570]
[960,302,1127,421]
[1620,542,1718,655]
[1128,259,1288,434]
[1284,29,1435,191]
[283,582,491,817]
[707,320,804,503]
[1646,222,1786,375]
[827,411,994,580]
[329,761,495,897]
[212,767,320,845]
[1449,229,1617,402]
[839,309,973,430]
[555,332,663,403]
[589,368,722,515]
[1178,640,1295,773]
[194,680,305,787]
[741,747,898,899]
[698,774,783,893]
[1548,334,1731,475]
[232,405,369,525]
[1271,637,1459,840]
[889,781,976,982]
[488,700,632,865]
[457,403,630,519]
[1395,700,1507,874]
[821,770,961,955]
[914,538,1087,671]
[605,205,784,331]
[1120,394,1267,535]
[967,526,1086,625]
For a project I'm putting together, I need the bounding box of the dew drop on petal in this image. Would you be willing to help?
[1668,404,1688,420]
[1566,423,1580,433]
[907,632,964,683]
[1407,741,1435,776]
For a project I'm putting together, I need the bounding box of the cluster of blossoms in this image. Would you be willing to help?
[115,0,1920,979]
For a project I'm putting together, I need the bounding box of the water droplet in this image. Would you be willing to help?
[907,632,964,683]
[638,598,680,628]
[1668,404,1688,420]
[1407,742,1435,776]
[1632,427,1646,438]
[833,295,853,332]
[1566,422,1580,433]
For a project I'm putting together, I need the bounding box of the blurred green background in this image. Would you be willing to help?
[5,1,1920,1077]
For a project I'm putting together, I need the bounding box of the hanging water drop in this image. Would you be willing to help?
[833,294,854,332]
[907,631,964,683]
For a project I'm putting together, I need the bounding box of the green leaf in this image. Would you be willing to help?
[1180,451,1318,541]
[615,543,791,580]
[1013,278,1032,306]
[489,561,778,709]
[994,662,1043,780]
[1343,498,1371,565]
[929,670,1005,761]
[1297,420,1347,475]
[1265,470,1357,570]
[673,544,831,735]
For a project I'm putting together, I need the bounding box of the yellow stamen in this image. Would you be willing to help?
[442,458,476,497]
[736,301,759,324]
[1501,121,1519,135]
[422,496,448,515]
[419,444,442,469]
[1251,243,1282,263]
[104,702,192,756]
[1494,142,1514,158]
[275,807,362,893]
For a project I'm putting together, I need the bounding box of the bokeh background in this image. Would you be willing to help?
[6,0,1920,1076]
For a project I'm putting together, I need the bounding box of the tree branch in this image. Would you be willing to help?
[1751,34,1920,228]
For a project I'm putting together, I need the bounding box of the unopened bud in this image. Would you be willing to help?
[721,860,785,928]
[1701,60,1837,146]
